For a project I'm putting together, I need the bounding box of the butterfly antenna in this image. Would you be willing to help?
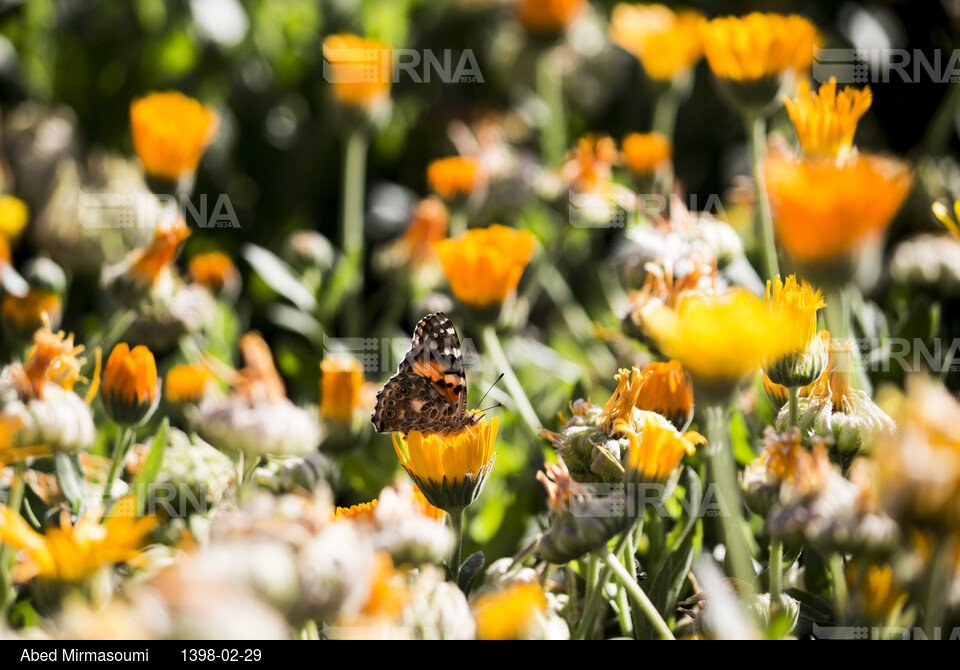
[474,373,505,409]
[477,402,504,414]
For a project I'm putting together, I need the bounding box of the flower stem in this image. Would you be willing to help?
[105,426,133,495]
[830,552,848,625]
[769,537,783,608]
[450,508,465,583]
[565,564,579,629]
[340,124,369,335]
[599,546,675,640]
[923,535,953,638]
[788,386,800,427]
[705,404,755,586]
[745,113,779,282]
[449,208,468,238]
[536,46,566,167]
[481,324,542,439]
[575,554,604,639]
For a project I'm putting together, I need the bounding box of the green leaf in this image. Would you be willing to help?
[133,418,169,515]
[54,452,82,512]
[242,244,317,312]
[458,551,485,597]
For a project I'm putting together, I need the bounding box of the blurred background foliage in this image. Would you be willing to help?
[1,0,959,562]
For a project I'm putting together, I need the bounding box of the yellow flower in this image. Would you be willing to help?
[0,500,156,583]
[700,13,821,82]
[784,78,873,161]
[320,353,365,422]
[434,225,536,309]
[622,412,704,486]
[335,500,379,522]
[644,289,789,401]
[621,132,672,176]
[130,91,218,181]
[427,157,482,200]
[765,275,824,355]
[102,343,159,425]
[932,198,960,240]
[188,251,239,294]
[322,34,392,108]
[393,418,498,512]
[846,562,906,621]
[518,0,586,35]
[473,581,547,640]
[164,364,216,405]
[0,416,49,466]
[1,288,62,337]
[765,151,912,267]
[0,195,29,240]
[609,4,703,81]
[635,360,694,431]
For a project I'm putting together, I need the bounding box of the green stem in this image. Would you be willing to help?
[565,564,579,629]
[769,538,783,608]
[105,426,133,495]
[599,546,675,640]
[614,579,633,637]
[705,404,755,586]
[481,325,542,439]
[450,508,465,583]
[574,525,637,639]
[824,286,864,389]
[0,463,25,614]
[623,533,642,639]
[449,208,468,238]
[924,536,953,638]
[341,124,369,336]
[746,114,779,282]
[830,553,848,625]
[536,47,566,167]
[788,386,799,428]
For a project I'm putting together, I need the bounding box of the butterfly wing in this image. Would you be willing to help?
[372,312,471,434]
[372,370,463,434]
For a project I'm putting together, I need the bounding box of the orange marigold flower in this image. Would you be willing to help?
[335,500,379,522]
[102,343,159,425]
[474,581,548,639]
[403,197,449,262]
[609,4,703,81]
[518,0,586,35]
[434,224,536,309]
[784,77,873,161]
[700,13,821,82]
[412,484,446,521]
[130,91,218,181]
[1,288,62,337]
[621,132,672,176]
[130,217,192,285]
[322,34,392,108]
[636,360,694,431]
[16,325,86,398]
[188,251,239,294]
[559,134,619,192]
[165,364,217,405]
[765,151,913,265]
[427,157,483,200]
[622,412,704,486]
[320,353,365,422]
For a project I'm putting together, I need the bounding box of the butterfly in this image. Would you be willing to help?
[372,312,482,436]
